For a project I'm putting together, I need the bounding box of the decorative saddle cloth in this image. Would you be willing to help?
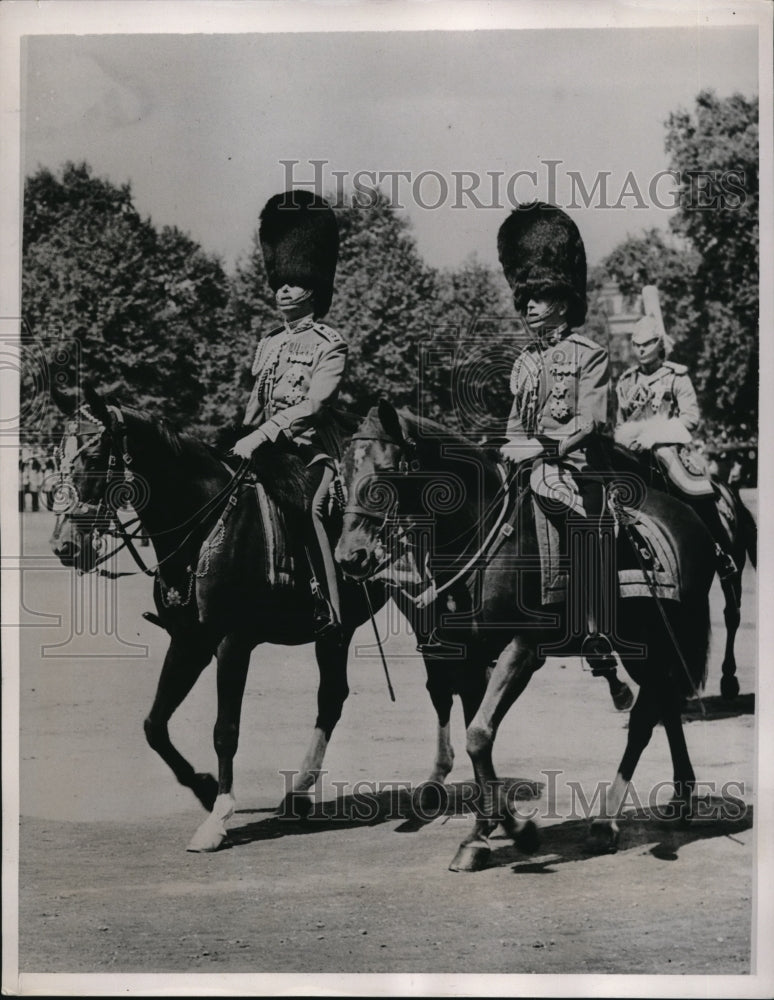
[653,444,714,498]
[196,481,296,588]
[531,496,681,607]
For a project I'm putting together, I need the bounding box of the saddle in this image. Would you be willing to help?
[530,489,681,607]
[197,441,344,590]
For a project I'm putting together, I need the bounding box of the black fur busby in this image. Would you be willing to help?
[497,202,587,327]
[259,190,339,318]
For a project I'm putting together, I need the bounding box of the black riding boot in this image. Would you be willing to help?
[689,495,737,580]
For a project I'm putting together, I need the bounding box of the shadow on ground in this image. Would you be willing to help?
[225,776,543,848]
[681,692,754,722]
[485,796,754,873]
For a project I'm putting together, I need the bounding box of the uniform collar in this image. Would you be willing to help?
[283,313,315,335]
[640,363,669,382]
[533,323,569,350]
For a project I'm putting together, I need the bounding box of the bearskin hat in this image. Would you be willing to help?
[259,190,339,318]
[497,202,587,327]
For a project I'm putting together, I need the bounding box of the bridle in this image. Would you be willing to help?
[340,429,515,608]
[56,405,251,579]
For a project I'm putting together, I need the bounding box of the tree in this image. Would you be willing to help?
[423,256,516,440]
[664,90,758,438]
[589,229,701,366]
[22,162,230,441]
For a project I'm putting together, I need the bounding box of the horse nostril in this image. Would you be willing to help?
[342,548,368,571]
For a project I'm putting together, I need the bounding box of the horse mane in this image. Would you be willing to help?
[362,405,502,482]
[121,408,225,472]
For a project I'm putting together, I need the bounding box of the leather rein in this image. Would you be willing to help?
[341,431,517,608]
[57,405,250,580]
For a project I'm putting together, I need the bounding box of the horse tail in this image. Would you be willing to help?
[681,591,712,694]
[736,494,757,570]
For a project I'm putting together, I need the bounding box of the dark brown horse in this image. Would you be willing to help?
[49,385,489,851]
[335,402,718,871]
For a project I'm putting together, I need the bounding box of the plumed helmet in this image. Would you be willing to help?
[497,202,587,327]
[259,190,339,318]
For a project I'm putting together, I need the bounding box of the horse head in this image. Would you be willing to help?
[49,383,129,572]
[335,401,419,581]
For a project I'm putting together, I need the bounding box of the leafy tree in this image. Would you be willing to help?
[588,230,701,368]
[22,162,230,440]
[423,256,516,440]
[664,89,758,437]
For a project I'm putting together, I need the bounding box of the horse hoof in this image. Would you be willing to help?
[276,792,313,821]
[193,773,218,812]
[411,781,449,820]
[611,681,634,712]
[449,840,490,872]
[720,674,740,701]
[514,819,540,855]
[586,819,619,854]
[187,820,228,853]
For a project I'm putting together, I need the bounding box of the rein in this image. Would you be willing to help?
[60,405,252,584]
[343,431,517,608]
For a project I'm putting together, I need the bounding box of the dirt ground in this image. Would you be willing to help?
[11,495,758,985]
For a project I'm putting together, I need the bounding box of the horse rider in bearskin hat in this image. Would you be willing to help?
[615,287,736,579]
[498,201,617,664]
[232,190,346,636]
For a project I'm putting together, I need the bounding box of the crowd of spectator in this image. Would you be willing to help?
[18,446,59,512]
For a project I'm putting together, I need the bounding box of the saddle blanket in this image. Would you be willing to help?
[532,497,681,606]
[197,482,294,587]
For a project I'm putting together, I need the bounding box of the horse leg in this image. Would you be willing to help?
[188,634,252,852]
[277,629,352,819]
[660,688,696,822]
[143,636,216,811]
[587,684,660,853]
[450,636,543,872]
[720,574,742,700]
[423,658,456,783]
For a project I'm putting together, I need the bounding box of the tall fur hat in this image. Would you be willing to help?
[497,202,587,327]
[259,190,339,318]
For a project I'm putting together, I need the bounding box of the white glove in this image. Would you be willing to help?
[231,429,267,459]
[500,439,544,463]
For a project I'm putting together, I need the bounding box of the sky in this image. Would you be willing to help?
[21,25,760,273]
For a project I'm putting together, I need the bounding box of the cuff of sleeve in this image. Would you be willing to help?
[259,420,284,443]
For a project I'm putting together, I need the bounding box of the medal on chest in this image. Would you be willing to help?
[548,355,573,421]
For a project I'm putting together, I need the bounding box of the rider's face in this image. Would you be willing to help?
[276,284,314,317]
[632,333,662,368]
[524,298,567,333]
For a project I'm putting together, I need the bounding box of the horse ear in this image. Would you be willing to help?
[83,383,111,428]
[377,400,405,445]
[50,383,78,417]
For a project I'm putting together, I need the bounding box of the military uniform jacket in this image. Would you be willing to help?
[243,314,348,457]
[615,361,712,496]
[616,361,699,430]
[505,330,610,459]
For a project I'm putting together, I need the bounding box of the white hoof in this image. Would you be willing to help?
[187,816,228,852]
[186,793,234,852]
